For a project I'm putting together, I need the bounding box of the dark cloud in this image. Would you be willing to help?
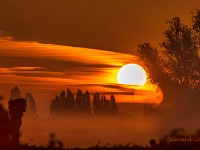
[99,91,134,95]
[64,83,135,95]
[101,84,135,91]
[0,56,117,74]
[0,0,198,54]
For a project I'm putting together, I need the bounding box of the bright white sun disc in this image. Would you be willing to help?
[117,64,146,86]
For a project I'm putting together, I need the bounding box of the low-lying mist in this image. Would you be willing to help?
[20,116,155,148]
[20,112,200,148]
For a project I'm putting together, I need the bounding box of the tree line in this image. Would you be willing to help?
[137,9,200,114]
[9,86,118,117]
[50,89,118,116]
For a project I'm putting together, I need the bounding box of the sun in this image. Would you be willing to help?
[117,64,146,86]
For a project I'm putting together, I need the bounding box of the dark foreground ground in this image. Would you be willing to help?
[21,141,200,150]
[22,145,149,150]
[20,128,200,150]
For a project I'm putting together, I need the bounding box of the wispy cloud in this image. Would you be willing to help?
[0,66,45,73]
[10,66,44,71]
[0,38,137,66]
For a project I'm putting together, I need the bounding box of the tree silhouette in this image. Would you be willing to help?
[101,95,110,114]
[75,89,91,114]
[66,89,75,111]
[50,89,78,116]
[93,92,101,116]
[137,13,200,113]
[58,89,76,114]
[192,10,200,48]
[10,86,21,100]
[50,95,62,116]
[60,90,67,110]
[75,89,83,112]
[0,97,11,150]
[110,95,118,114]
[25,92,37,117]
[138,17,200,87]
[8,98,26,149]
[138,43,163,85]
[82,90,91,114]
[191,10,200,93]
[161,17,199,89]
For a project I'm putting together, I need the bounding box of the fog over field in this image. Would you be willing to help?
[20,105,200,148]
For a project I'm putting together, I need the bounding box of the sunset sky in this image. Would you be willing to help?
[0,0,199,116]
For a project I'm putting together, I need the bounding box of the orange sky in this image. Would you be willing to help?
[0,0,199,116]
[0,0,200,54]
